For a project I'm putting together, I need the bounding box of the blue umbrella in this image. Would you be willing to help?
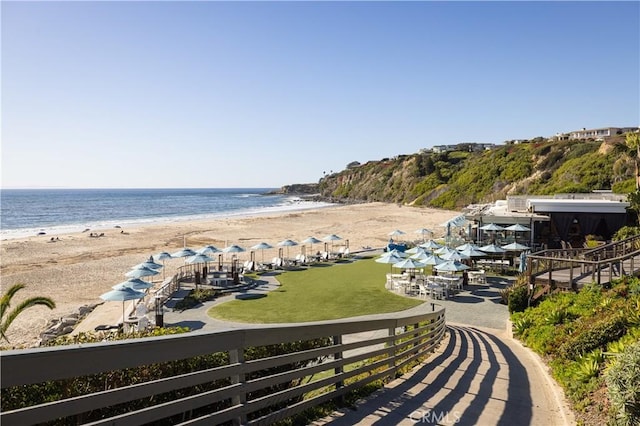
[154,252,173,262]
[112,278,153,291]
[420,240,442,250]
[125,265,159,279]
[153,252,173,280]
[186,253,215,264]
[277,239,298,259]
[251,242,273,263]
[197,245,220,255]
[134,256,162,270]
[171,248,197,258]
[100,287,146,323]
[393,258,427,270]
[435,260,470,272]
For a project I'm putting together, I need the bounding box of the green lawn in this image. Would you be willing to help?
[208,257,423,323]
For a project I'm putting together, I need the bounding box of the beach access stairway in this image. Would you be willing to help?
[527,234,640,291]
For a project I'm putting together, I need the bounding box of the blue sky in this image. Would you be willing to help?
[2,1,639,189]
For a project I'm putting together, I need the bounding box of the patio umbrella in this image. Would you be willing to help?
[458,246,487,257]
[384,248,408,258]
[422,254,446,266]
[410,251,430,262]
[277,239,298,259]
[505,224,531,232]
[420,240,442,250]
[435,260,470,272]
[505,223,531,247]
[322,234,342,254]
[442,250,469,261]
[112,278,153,291]
[197,245,220,255]
[479,223,504,244]
[435,246,456,256]
[479,223,505,231]
[415,228,433,242]
[134,256,162,270]
[393,258,427,270]
[302,236,322,255]
[479,243,507,254]
[376,253,404,264]
[153,251,173,280]
[126,265,160,279]
[222,245,246,261]
[251,242,274,263]
[186,253,215,264]
[501,242,531,251]
[388,230,405,237]
[154,252,173,262]
[406,246,427,255]
[456,243,481,251]
[171,248,197,258]
[375,252,405,271]
[100,287,146,323]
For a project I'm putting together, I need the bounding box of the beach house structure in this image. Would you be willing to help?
[567,127,638,140]
[463,193,630,250]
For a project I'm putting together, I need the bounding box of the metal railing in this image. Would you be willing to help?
[527,235,640,288]
[1,303,446,425]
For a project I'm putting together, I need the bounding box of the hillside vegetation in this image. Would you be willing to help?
[314,136,635,208]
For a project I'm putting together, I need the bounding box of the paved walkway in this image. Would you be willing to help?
[313,323,573,425]
[74,260,575,425]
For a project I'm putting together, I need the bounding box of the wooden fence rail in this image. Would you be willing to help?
[527,234,640,289]
[1,303,446,425]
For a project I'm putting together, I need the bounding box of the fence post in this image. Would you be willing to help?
[229,348,247,426]
[332,335,344,403]
[388,326,397,379]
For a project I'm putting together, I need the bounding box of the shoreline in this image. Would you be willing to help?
[0,195,335,241]
[0,202,458,348]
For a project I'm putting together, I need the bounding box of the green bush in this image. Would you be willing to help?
[606,341,640,425]
[613,226,640,241]
[558,315,628,360]
[508,285,529,313]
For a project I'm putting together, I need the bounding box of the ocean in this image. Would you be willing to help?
[0,188,333,240]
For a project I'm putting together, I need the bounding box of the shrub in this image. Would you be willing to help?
[606,341,640,425]
[613,226,640,241]
[545,308,568,325]
[558,315,628,360]
[576,350,603,382]
[512,317,532,336]
[508,285,529,313]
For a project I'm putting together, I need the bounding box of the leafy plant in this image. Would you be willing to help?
[545,308,568,325]
[606,341,640,425]
[512,317,533,336]
[1,283,56,342]
[508,285,529,313]
[576,356,600,382]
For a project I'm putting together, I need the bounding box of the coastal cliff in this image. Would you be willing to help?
[290,136,634,209]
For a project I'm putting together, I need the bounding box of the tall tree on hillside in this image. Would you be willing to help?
[626,132,640,190]
[1,283,55,343]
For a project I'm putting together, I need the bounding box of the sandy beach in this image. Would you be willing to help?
[0,202,458,348]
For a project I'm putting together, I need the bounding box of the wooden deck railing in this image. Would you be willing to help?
[1,303,445,425]
[527,235,640,289]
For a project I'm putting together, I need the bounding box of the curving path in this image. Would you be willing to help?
[313,323,573,425]
[157,269,576,425]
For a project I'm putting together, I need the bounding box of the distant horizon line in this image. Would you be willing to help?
[0,186,285,191]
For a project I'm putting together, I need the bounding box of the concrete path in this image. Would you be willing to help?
[313,323,573,425]
[73,259,575,425]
